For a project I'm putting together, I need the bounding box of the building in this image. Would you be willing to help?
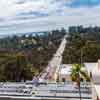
[59,64,72,82]
[85,60,100,100]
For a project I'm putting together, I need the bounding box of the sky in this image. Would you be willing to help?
[0,0,100,35]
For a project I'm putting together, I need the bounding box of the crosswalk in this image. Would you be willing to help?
[33,82,92,100]
[0,82,93,100]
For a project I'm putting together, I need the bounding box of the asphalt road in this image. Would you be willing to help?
[39,35,67,81]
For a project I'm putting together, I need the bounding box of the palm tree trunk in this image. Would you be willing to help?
[78,82,81,100]
[77,74,81,100]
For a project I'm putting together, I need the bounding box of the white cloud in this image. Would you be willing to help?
[0,0,66,18]
[0,0,100,35]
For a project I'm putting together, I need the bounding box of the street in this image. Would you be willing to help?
[40,35,67,81]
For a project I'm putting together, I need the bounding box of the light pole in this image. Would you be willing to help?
[81,48,83,65]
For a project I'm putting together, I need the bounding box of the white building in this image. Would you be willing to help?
[59,64,72,82]
[85,60,100,100]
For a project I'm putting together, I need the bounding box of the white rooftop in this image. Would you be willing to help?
[84,63,97,73]
[85,62,100,84]
[59,64,72,75]
[84,61,100,99]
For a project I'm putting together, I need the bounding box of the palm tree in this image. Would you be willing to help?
[70,64,90,100]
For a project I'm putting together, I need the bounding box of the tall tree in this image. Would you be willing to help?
[70,64,90,100]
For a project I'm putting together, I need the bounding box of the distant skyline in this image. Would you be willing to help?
[0,0,100,35]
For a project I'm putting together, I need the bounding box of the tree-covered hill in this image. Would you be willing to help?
[63,26,100,64]
[0,28,66,82]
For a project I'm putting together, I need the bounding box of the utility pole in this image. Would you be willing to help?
[81,48,83,65]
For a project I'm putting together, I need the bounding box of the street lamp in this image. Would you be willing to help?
[81,48,83,65]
